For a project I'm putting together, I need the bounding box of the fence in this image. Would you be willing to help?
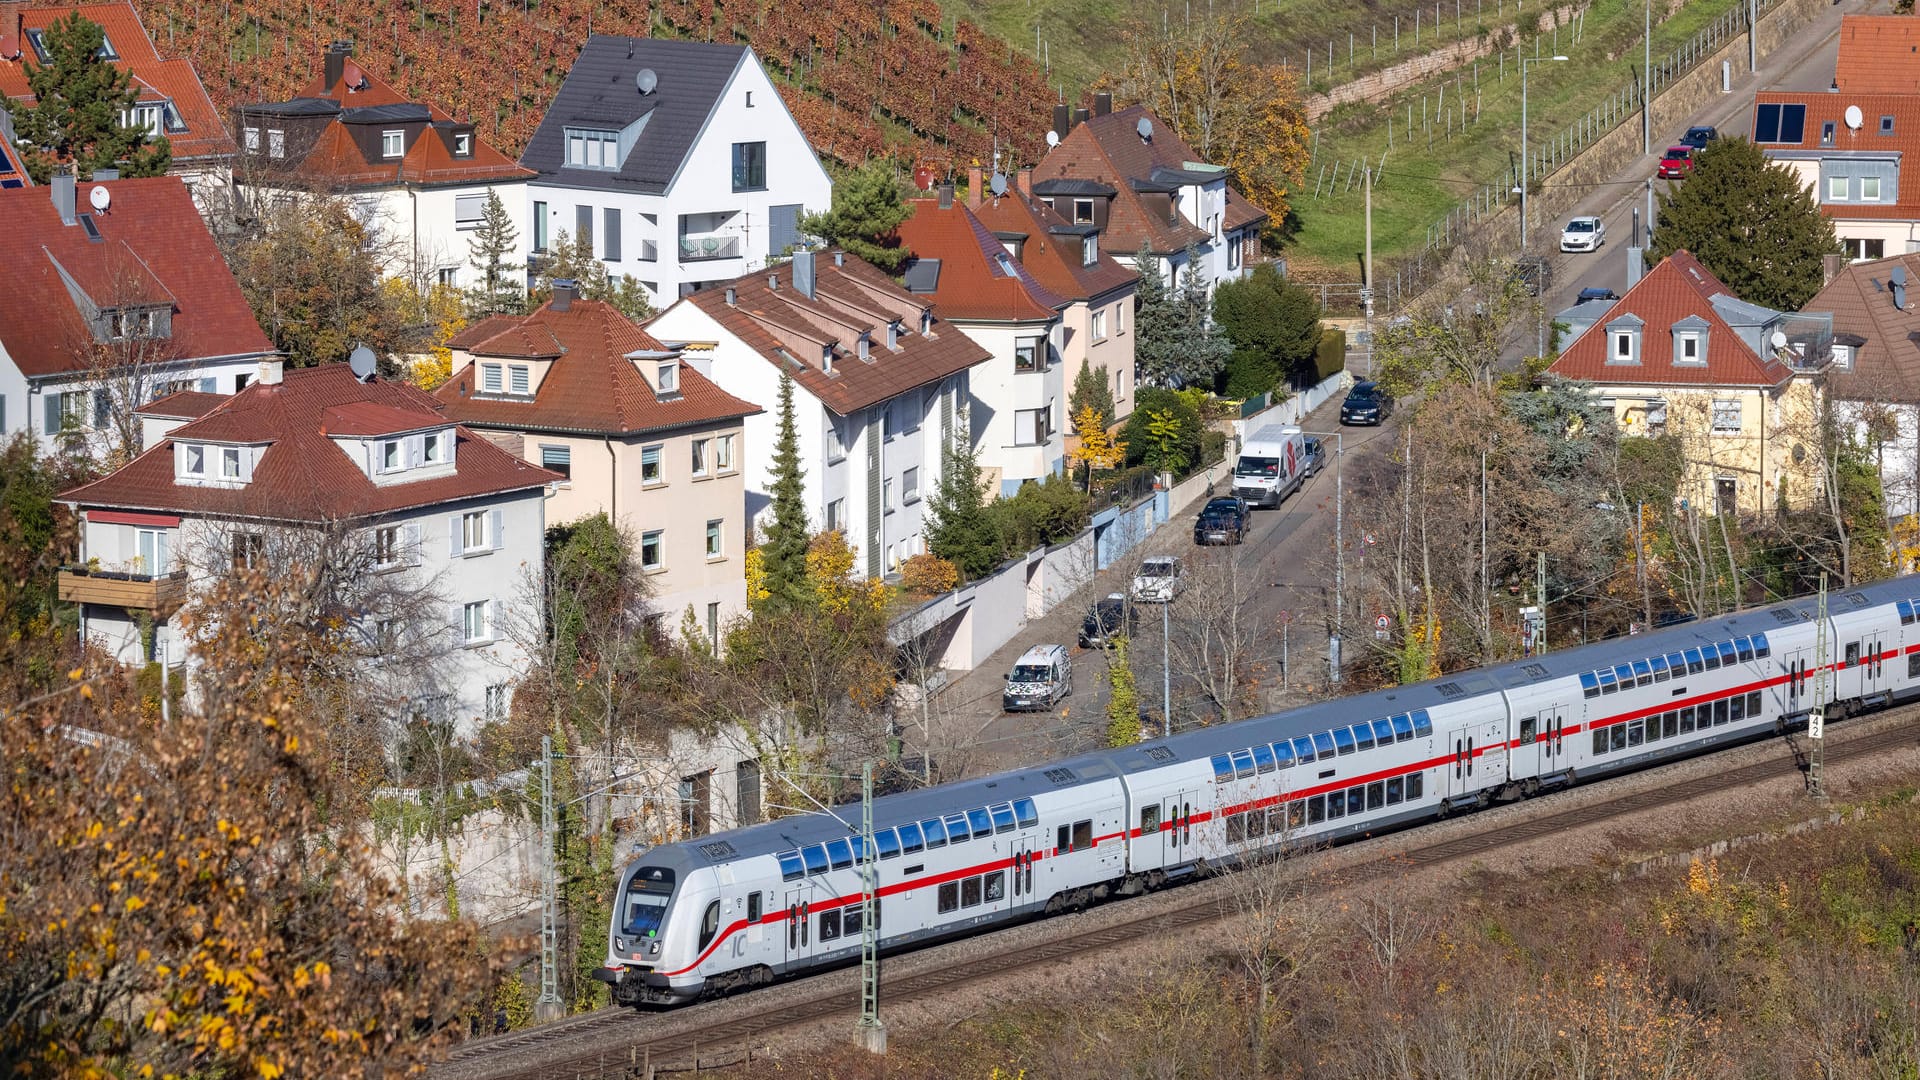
[1278,0,1581,96]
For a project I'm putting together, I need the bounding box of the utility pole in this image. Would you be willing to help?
[535,734,561,1022]
[1480,446,1490,649]
[1643,0,1651,156]
[1332,431,1345,685]
[1809,573,1828,799]
[1162,600,1172,737]
[1537,550,1548,652]
[855,762,885,1052]
[1363,166,1375,380]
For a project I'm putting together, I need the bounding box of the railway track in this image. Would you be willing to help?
[432,714,1918,1080]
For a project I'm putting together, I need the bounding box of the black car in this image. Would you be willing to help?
[1193,496,1250,545]
[1340,381,1394,426]
[1680,125,1718,149]
[1577,286,1619,304]
[1078,595,1139,649]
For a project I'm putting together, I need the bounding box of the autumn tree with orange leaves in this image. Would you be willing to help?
[1110,13,1312,236]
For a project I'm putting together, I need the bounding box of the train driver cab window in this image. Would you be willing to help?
[623,866,676,938]
[698,899,722,950]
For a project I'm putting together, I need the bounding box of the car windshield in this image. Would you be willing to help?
[1236,456,1279,477]
[1567,220,1596,233]
[1666,147,1689,158]
[1205,500,1239,513]
[1347,387,1378,403]
[622,866,675,937]
[1140,559,1173,577]
[1011,664,1052,682]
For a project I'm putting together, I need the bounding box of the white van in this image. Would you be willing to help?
[1232,424,1308,508]
[1003,644,1071,712]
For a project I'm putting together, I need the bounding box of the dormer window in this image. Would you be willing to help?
[107,309,157,340]
[183,444,205,476]
[1074,199,1095,224]
[509,365,530,394]
[480,363,502,393]
[657,360,679,395]
[381,130,404,158]
[424,432,445,463]
[219,447,242,480]
[1082,232,1099,266]
[566,128,619,169]
[452,132,473,158]
[1612,332,1634,361]
[994,252,1016,276]
[1605,314,1645,365]
[244,126,260,152]
[268,130,285,159]
[1671,316,1710,365]
[380,439,404,472]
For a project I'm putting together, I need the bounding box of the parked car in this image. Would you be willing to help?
[1302,436,1326,477]
[1680,125,1718,149]
[1194,496,1250,546]
[1002,644,1071,712]
[1577,286,1620,303]
[1340,381,1395,426]
[1129,555,1185,603]
[1657,146,1694,179]
[1560,215,1606,253]
[1511,255,1551,297]
[1078,594,1138,649]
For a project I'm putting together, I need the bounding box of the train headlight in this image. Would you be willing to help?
[614,937,627,951]
[647,940,662,956]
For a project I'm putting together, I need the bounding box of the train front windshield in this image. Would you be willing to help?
[623,866,675,938]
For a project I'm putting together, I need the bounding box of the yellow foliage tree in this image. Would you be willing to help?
[1067,404,1127,491]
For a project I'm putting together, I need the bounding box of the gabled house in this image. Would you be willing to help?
[434,284,761,644]
[1030,95,1266,297]
[1549,251,1832,516]
[0,174,275,458]
[0,1,235,202]
[646,250,991,579]
[520,36,831,310]
[897,182,1070,495]
[1749,89,1920,262]
[232,41,533,289]
[1832,14,1920,94]
[58,360,558,734]
[1801,251,1920,517]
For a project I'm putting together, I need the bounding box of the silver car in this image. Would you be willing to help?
[1560,216,1606,253]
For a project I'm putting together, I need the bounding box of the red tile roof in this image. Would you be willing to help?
[136,389,225,419]
[0,2,234,163]
[320,400,445,436]
[435,298,761,437]
[897,199,1069,322]
[1802,251,1920,404]
[0,175,273,378]
[1549,251,1793,387]
[1834,16,1920,93]
[61,363,560,522]
[676,253,992,417]
[968,189,1138,304]
[1751,90,1920,219]
[1031,104,1268,255]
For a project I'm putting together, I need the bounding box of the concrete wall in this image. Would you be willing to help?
[1229,369,1353,447]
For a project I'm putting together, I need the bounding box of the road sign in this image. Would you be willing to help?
[1374,614,1390,631]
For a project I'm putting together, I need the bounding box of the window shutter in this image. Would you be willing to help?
[491,508,504,550]
[452,603,465,645]
[405,524,422,566]
[865,415,882,578]
[769,204,802,254]
[603,207,621,261]
[449,515,464,557]
[43,392,60,434]
[576,205,593,252]
[485,597,496,640]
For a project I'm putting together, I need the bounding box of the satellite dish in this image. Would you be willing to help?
[989,171,1008,196]
[1845,104,1864,130]
[348,345,378,382]
[635,68,658,95]
[1894,264,1908,287]
[88,185,110,212]
[1770,330,1789,350]
[1045,130,1060,147]
[912,163,936,191]
[1135,116,1153,141]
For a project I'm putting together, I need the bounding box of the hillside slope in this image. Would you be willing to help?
[131,0,1057,170]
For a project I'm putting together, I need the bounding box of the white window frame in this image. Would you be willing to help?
[220,447,241,480]
[1082,233,1099,266]
[509,365,530,395]
[1091,309,1107,341]
[691,437,709,477]
[1828,175,1849,201]
[826,498,845,533]
[714,433,733,472]
[1832,343,1853,370]
[1074,198,1095,223]
[462,599,492,644]
[374,525,400,567]
[453,132,473,158]
[134,528,169,575]
[423,431,445,463]
[380,439,404,473]
[1862,175,1882,201]
[1014,407,1048,446]
[183,444,205,477]
[381,129,405,159]
[657,361,679,395]
[243,126,260,152]
[267,129,284,159]
[1014,337,1044,373]
[461,509,490,551]
[480,363,503,393]
[454,193,485,229]
[1612,332,1635,362]
[903,466,920,503]
[705,519,724,559]
[640,529,664,571]
[1116,302,1126,334]
[1711,399,1742,434]
[826,421,847,464]
[640,444,663,485]
[1678,333,1702,363]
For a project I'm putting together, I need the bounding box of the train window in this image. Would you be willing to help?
[985,871,1005,902]
[1581,672,1600,699]
[1904,600,1917,626]
[1615,664,1635,688]
[1593,729,1608,755]
[1718,641,1738,666]
[1679,707,1695,733]
[1664,711,1679,739]
[1407,773,1424,799]
[1385,778,1403,804]
[1910,653,1920,679]
[1650,655,1669,682]
[1212,755,1235,781]
[1141,805,1161,834]
[1363,781,1383,810]
[1325,791,1345,820]
[779,852,805,882]
[1293,737,1317,763]
[1247,809,1267,838]
[1701,648,1720,671]
[962,876,983,907]
[1729,695,1745,723]
[1352,724,1375,751]
[1598,669,1618,695]
[1306,796,1326,824]
[937,882,959,914]
[1227,813,1246,843]
[1627,719,1644,747]
[876,828,900,860]
[1391,715,1414,742]
[1347,788,1366,815]
[1057,824,1071,852]
[1332,727,1357,755]
[1668,651,1687,675]
[945,813,971,844]
[1014,798,1038,828]
[1752,634,1769,658]
[699,900,722,950]
[1714,699,1730,726]
[1844,642,1860,668]
[991,804,1016,833]
[1312,731,1337,758]
[748,891,763,922]
[898,822,924,853]
[803,845,829,875]
[968,808,994,837]
[1519,717,1538,744]
[1682,648,1701,674]
[843,906,863,937]
[1413,710,1434,738]
[1273,741,1295,768]
[1736,637,1754,663]
[1749,691,1762,716]
[1071,820,1093,850]
[827,839,854,870]
[1610,725,1628,752]
[1231,749,1257,778]
[1372,718,1396,744]
[920,818,947,849]
[1288,800,1306,829]
[1632,660,1652,686]
[818,910,841,942]
[1252,743,1277,772]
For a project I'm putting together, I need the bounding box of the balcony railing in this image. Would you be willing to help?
[678,235,741,263]
[59,567,188,614]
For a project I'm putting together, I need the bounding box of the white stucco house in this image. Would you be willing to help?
[0,173,275,459]
[58,360,561,735]
[519,36,832,310]
[646,250,990,579]
[231,42,533,288]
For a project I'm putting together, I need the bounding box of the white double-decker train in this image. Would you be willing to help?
[597,576,1917,1005]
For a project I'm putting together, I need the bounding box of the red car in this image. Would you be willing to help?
[1657,145,1694,179]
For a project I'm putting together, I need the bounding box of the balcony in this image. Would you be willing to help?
[59,567,188,614]
[678,234,741,263]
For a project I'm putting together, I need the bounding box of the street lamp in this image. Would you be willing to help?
[1520,55,1570,252]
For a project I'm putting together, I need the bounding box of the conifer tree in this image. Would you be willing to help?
[464,190,524,316]
[1069,362,1117,430]
[4,13,169,183]
[799,159,913,273]
[1132,243,1231,387]
[1649,137,1840,311]
[757,375,812,609]
[922,439,1002,580]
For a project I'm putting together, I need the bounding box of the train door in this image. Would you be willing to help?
[1517,706,1568,780]
[1011,830,1041,908]
[1162,791,1194,865]
[781,888,810,969]
[1446,725,1475,800]
[1861,633,1887,701]
[1785,647,1812,714]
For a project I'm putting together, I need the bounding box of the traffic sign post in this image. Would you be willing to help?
[1374,613,1390,640]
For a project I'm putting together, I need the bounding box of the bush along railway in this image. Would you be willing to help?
[597,576,1918,1006]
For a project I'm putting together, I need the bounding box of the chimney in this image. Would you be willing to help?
[1073,106,1090,127]
[725,286,737,306]
[1823,253,1845,285]
[937,181,954,210]
[966,165,983,209]
[51,172,74,225]
[1626,248,1645,289]
[1053,105,1071,142]
[792,249,816,300]
[1094,92,1112,117]
[551,278,576,311]
[256,359,283,386]
[92,167,118,181]
[1016,168,1032,196]
[833,250,845,267]
[324,40,352,94]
